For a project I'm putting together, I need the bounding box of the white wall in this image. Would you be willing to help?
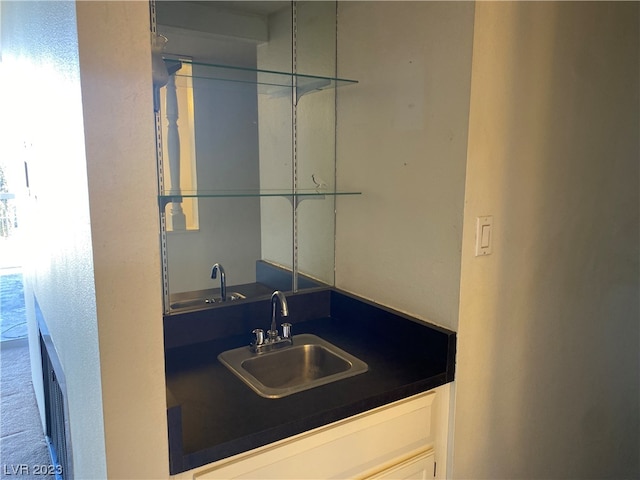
[336,1,475,330]
[2,1,169,478]
[76,2,168,477]
[1,1,108,477]
[337,2,639,478]
[335,3,475,476]
[453,2,639,478]
[5,1,637,478]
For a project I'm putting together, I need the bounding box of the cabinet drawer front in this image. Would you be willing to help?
[194,391,435,480]
[361,449,435,480]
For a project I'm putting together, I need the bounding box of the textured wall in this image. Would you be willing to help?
[335,6,474,473]
[1,0,107,477]
[454,2,639,478]
[75,2,168,478]
[335,1,475,330]
[2,1,169,478]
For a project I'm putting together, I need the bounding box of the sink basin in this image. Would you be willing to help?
[218,334,368,398]
[170,292,246,310]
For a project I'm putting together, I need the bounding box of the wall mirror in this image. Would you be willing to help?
[151,1,359,314]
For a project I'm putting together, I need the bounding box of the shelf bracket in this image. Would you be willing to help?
[158,195,183,211]
[285,193,327,209]
[295,78,332,105]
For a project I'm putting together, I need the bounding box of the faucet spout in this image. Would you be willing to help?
[270,290,288,338]
[251,290,292,353]
[211,263,226,301]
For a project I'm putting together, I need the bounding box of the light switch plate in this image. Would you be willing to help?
[475,216,493,256]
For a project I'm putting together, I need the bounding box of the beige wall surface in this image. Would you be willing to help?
[454,2,639,478]
[76,2,168,478]
[336,1,475,330]
[4,1,637,478]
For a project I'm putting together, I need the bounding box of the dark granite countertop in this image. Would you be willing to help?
[164,288,456,474]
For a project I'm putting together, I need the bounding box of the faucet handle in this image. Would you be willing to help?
[252,329,265,345]
[281,323,292,339]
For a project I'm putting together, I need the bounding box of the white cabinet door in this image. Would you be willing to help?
[192,391,436,480]
[364,450,435,480]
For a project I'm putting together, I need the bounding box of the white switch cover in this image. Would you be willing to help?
[475,216,493,256]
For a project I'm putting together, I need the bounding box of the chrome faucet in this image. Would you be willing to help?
[269,290,289,339]
[210,263,226,301]
[252,290,292,353]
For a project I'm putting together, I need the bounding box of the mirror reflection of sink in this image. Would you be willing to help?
[170,299,208,310]
[170,292,246,311]
[222,292,246,301]
[218,333,368,398]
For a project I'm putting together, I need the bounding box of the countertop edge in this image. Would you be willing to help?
[177,373,450,473]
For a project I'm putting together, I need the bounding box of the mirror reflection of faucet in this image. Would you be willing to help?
[211,263,227,301]
[251,290,292,353]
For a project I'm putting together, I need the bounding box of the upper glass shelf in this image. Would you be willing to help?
[164,59,358,98]
[158,189,361,209]
[159,189,361,199]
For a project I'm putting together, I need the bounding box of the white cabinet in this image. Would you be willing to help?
[188,391,438,480]
[363,450,435,480]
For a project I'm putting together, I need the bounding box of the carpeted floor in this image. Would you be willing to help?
[0,341,55,479]
[1,270,55,479]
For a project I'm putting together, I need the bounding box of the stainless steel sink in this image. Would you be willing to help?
[170,292,246,310]
[218,334,368,398]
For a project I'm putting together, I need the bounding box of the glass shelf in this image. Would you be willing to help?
[159,188,361,199]
[165,59,358,98]
[158,189,361,209]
